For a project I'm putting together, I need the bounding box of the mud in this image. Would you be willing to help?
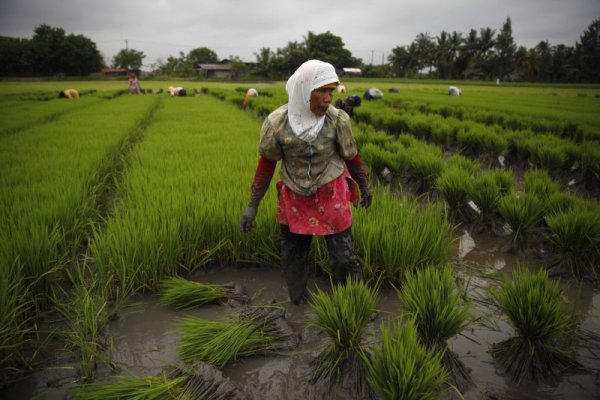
[3,233,600,400]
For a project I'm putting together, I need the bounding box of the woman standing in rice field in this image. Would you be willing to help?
[128,72,142,94]
[240,59,372,304]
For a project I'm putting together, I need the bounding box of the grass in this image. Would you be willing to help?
[545,209,600,279]
[70,373,188,400]
[434,167,474,222]
[489,266,582,384]
[353,188,453,285]
[362,318,447,400]
[309,277,378,392]
[158,276,249,309]
[177,306,296,368]
[498,193,546,252]
[398,265,472,389]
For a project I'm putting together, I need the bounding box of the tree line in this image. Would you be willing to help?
[1,18,598,82]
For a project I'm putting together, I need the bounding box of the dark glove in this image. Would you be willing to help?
[240,156,277,233]
[360,191,372,208]
[240,206,257,233]
[346,154,372,209]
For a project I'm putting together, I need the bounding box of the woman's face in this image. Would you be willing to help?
[310,86,335,116]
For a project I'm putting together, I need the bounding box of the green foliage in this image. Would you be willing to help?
[498,193,546,249]
[435,167,474,219]
[71,374,188,400]
[490,266,581,383]
[362,318,447,400]
[354,188,452,284]
[523,169,560,199]
[545,209,600,278]
[158,277,248,309]
[177,307,294,367]
[399,266,470,349]
[309,278,378,384]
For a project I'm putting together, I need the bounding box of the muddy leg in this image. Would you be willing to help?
[324,227,363,284]
[280,224,313,304]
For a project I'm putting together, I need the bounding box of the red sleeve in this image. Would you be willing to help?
[248,156,277,208]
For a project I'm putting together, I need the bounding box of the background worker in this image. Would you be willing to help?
[58,89,79,99]
[128,72,142,94]
[240,59,372,304]
[168,86,187,96]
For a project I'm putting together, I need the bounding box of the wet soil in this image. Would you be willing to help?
[3,232,600,400]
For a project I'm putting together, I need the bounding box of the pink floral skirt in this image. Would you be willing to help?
[276,170,358,235]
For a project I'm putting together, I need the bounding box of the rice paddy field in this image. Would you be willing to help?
[1,79,599,399]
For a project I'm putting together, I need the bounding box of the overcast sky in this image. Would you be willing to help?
[1,0,598,68]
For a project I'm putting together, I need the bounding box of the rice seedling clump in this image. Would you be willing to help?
[398,265,472,389]
[362,318,447,400]
[489,266,582,383]
[177,306,298,368]
[309,277,378,396]
[159,276,249,309]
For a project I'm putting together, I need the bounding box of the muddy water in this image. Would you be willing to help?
[4,232,599,400]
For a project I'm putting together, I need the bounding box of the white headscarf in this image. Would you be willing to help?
[285,60,339,142]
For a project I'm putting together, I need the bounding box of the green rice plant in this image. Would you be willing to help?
[487,168,515,195]
[52,265,117,381]
[177,306,296,368]
[0,260,34,387]
[545,192,586,216]
[158,276,248,309]
[309,277,378,393]
[489,266,582,384]
[498,193,546,251]
[398,266,472,389]
[468,173,503,228]
[445,154,480,176]
[580,145,600,186]
[434,167,474,221]
[361,318,447,400]
[545,209,600,278]
[360,142,396,177]
[523,169,560,199]
[407,148,445,192]
[353,187,452,285]
[534,141,568,172]
[70,373,188,400]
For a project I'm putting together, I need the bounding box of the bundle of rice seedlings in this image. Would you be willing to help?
[498,193,546,252]
[489,266,582,384]
[487,168,515,195]
[434,167,474,222]
[523,169,560,199]
[73,365,246,400]
[545,209,600,279]
[398,266,472,390]
[468,173,503,229]
[309,277,378,394]
[70,373,188,400]
[177,306,297,368]
[159,276,248,309]
[362,318,447,400]
[408,150,445,192]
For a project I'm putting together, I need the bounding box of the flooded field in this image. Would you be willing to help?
[4,231,599,400]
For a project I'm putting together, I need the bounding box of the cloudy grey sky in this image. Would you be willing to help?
[1,0,598,68]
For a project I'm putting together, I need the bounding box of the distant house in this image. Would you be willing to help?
[197,63,235,79]
[102,67,128,77]
[342,68,362,77]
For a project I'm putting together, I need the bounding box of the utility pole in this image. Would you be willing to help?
[125,39,128,50]
[370,50,374,65]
